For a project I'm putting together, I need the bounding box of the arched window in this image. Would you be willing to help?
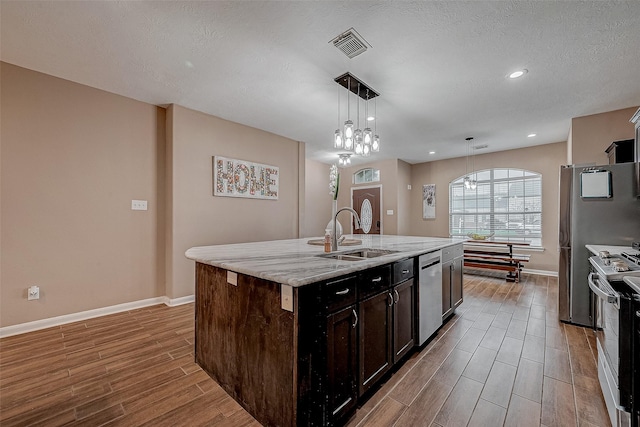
[353,168,380,184]
[449,168,542,246]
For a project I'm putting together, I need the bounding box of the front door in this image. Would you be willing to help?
[352,187,381,234]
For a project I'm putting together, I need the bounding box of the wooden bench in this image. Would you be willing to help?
[463,245,531,282]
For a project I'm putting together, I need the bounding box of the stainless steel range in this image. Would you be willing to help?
[589,250,640,427]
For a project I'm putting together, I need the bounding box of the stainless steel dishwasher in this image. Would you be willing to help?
[417,250,443,345]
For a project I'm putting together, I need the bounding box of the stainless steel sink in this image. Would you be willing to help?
[342,249,399,258]
[320,254,367,261]
[318,248,399,261]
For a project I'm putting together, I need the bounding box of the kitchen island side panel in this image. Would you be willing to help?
[195,263,296,427]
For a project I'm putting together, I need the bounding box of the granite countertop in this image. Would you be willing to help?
[585,244,633,256]
[185,235,464,287]
[623,276,640,294]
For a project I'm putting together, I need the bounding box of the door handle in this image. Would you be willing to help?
[402,269,410,274]
[376,220,380,228]
[372,277,382,283]
[352,309,358,328]
[394,289,399,304]
[388,292,394,307]
[335,288,350,295]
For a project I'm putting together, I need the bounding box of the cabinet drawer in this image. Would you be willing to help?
[324,276,357,313]
[359,265,392,299]
[442,243,463,262]
[393,258,415,284]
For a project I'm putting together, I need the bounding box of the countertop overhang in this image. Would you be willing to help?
[185,235,464,287]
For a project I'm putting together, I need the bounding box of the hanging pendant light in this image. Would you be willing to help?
[464,137,473,189]
[333,72,380,156]
[334,85,343,149]
[343,78,354,151]
[362,89,373,157]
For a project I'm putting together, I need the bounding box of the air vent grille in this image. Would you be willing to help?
[473,144,489,150]
[331,28,370,59]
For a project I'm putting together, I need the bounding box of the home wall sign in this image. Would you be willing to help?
[213,156,279,200]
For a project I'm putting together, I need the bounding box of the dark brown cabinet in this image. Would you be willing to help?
[358,289,392,395]
[327,304,358,421]
[442,244,464,320]
[393,278,415,362]
[357,265,392,395]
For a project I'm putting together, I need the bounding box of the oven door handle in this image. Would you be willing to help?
[588,273,617,304]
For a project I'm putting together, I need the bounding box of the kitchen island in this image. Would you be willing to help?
[186,235,462,427]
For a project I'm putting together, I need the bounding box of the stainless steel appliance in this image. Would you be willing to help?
[588,251,640,427]
[417,250,442,345]
[623,275,640,427]
[559,163,640,327]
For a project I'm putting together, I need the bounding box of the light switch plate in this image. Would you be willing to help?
[131,200,148,210]
[407,185,412,190]
[227,271,238,286]
[281,284,293,312]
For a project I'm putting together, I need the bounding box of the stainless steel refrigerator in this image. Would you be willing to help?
[558,162,640,327]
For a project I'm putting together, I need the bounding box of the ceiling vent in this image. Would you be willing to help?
[474,144,489,150]
[330,28,371,59]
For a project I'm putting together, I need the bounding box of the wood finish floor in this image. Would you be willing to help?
[0,272,610,427]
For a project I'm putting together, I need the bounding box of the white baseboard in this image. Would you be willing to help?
[521,268,558,277]
[0,295,195,338]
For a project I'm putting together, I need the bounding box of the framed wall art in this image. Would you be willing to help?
[423,184,436,219]
[213,156,279,200]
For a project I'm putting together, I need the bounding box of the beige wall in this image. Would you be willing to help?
[569,106,638,166]
[0,63,302,327]
[1,63,165,326]
[303,158,332,238]
[397,160,412,235]
[409,142,567,272]
[166,105,301,299]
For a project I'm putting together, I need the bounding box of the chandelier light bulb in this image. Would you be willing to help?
[372,135,380,152]
[344,136,354,151]
[363,128,373,145]
[355,141,363,155]
[363,144,371,157]
[344,120,354,139]
[470,180,477,190]
[334,129,343,149]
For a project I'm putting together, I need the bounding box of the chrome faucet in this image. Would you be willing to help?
[332,207,361,251]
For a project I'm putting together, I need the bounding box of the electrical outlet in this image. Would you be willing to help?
[131,200,148,211]
[28,285,40,300]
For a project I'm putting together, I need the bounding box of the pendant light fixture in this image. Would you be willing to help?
[464,137,477,190]
[338,153,352,166]
[372,97,380,152]
[333,72,380,157]
[334,85,343,149]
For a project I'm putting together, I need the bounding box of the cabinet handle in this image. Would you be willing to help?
[372,277,382,283]
[394,289,399,304]
[352,309,358,328]
[335,288,350,295]
[388,292,394,307]
[636,310,640,318]
[402,269,410,274]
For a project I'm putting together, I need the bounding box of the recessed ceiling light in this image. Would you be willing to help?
[508,69,528,79]
[367,116,375,121]
[527,133,536,138]
[429,151,435,155]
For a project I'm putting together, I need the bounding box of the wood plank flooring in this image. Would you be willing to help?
[0,272,610,426]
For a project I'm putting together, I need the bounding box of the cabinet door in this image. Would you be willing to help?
[327,305,358,422]
[442,261,453,318]
[359,290,392,395]
[393,279,415,363]
[452,257,464,309]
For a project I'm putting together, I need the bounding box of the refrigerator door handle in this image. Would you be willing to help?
[588,273,617,305]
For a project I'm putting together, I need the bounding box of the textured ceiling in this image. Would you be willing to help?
[2,1,639,166]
